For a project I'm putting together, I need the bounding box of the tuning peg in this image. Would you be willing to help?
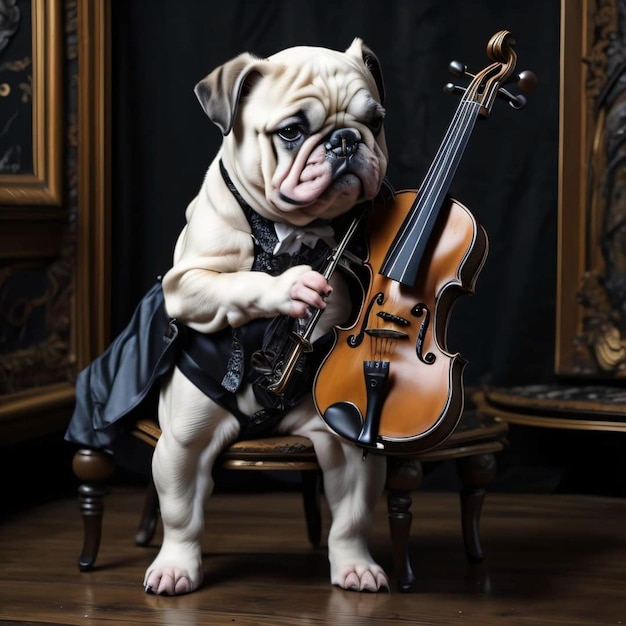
[448,60,475,78]
[497,87,526,109]
[443,82,466,96]
[497,70,537,109]
[448,60,466,76]
[445,61,471,98]
[517,70,538,93]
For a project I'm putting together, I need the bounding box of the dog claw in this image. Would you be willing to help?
[343,571,361,591]
[359,571,378,592]
[376,574,391,593]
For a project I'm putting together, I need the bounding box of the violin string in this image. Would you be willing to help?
[396,99,478,262]
[382,98,481,282]
[380,98,470,266]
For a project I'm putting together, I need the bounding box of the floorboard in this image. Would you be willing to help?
[1,487,625,625]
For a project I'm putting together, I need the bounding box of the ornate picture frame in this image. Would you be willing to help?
[0,0,62,206]
[556,0,626,378]
[0,0,110,445]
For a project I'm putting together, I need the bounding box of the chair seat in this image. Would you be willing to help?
[132,419,320,470]
[221,436,320,470]
[132,415,508,467]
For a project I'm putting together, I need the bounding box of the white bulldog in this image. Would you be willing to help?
[145,38,390,596]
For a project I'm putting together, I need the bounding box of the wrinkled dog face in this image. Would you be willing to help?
[194,38,388,226]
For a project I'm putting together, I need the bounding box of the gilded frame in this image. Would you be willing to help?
[0,0,62,206]
[556,0,626,378]
[0,0,110,444]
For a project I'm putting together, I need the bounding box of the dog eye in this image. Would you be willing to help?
[277,125,304,143]
[368,116,384,136]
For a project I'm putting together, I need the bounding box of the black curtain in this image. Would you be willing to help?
[111,0,560,391]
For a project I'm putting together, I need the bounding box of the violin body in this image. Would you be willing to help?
[313,190,488,454]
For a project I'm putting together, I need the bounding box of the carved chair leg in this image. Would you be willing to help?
[301,469,323,547]
[386,457,423,592]
[455,452,497,563]
[135,479,160,546]
[71,449,115,571]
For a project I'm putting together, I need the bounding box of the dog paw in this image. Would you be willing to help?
[332,563,390,593]
[144,567,196,596]
[144,549,203,596]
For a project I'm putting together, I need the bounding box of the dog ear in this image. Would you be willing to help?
[194,52,265,136]
[361,44,385,106]
[346,38,386,106]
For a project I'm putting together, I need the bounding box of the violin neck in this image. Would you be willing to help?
[380,98,482,286]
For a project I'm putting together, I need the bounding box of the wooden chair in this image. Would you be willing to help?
[71,411,507,592]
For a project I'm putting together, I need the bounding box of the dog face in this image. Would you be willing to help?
[194,38,388,226]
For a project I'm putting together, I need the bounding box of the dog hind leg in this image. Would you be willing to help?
[144,366,240,595]
[322,438,389,591]
[280,401,389,592]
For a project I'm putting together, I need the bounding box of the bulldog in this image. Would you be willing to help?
[143,38,390,595]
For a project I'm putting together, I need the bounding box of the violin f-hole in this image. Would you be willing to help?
[348,292,385,348]
[412,303,436,364]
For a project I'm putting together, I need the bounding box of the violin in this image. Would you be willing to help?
[311,30,536,454]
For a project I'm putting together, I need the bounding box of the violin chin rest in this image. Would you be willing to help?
[323,402,380,450]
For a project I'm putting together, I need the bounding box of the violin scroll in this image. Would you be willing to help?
[444,30,537,115]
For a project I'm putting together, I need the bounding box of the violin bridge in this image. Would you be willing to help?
[365,328,408,340]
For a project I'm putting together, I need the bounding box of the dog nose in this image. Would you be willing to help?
[326,128,362,157]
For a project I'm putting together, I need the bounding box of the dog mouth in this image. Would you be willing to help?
[278,171,363,207]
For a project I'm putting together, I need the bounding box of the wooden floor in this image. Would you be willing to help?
[1,486,626,625]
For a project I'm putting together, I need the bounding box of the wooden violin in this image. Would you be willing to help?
[312,30,536,454]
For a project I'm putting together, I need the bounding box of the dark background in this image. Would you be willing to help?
[97,0,625,497]
[110,0,560,388]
